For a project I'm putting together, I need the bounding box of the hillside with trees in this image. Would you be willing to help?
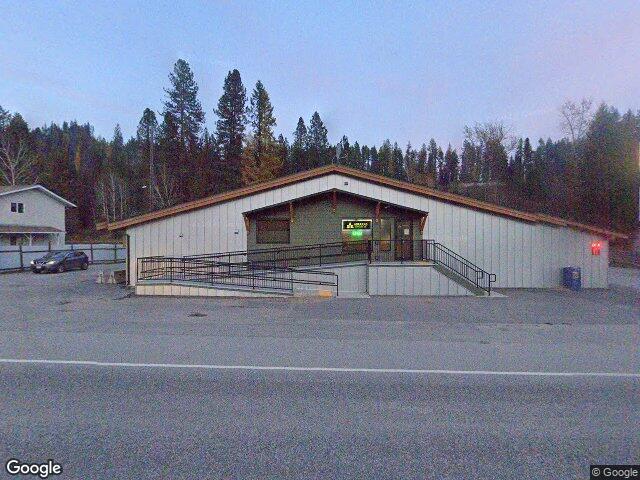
[1,60,638,238]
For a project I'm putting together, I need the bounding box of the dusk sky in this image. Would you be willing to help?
[2,0,639,149]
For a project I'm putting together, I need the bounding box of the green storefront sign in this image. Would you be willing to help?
[342,219,372,231]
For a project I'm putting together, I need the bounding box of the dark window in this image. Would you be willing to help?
[379,218,392,251]
[17,203,24,213]
[10,203,17,212]
[256,219,290,244]
[9,235,17,246]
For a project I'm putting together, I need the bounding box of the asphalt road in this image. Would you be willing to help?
[0,267,638,479]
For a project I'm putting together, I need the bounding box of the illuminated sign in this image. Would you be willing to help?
[342,219,372,231]
[591,242,601,256]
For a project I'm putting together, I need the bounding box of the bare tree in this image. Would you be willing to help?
[464,121,516,152]
[559,98,593,143]
[153,161,177,208]
[96,171,130,222]
[0,107,36,185]
[559,99,593,218]
[463,121,515,181]
[0,136,36,185]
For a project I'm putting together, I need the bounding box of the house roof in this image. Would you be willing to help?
[0,225,64,234]
[0,184,76,208]
[96,165,628,239]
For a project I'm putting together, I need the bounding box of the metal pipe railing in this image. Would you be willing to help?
[138,238,496,295]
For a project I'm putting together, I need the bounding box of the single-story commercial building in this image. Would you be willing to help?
[98,165,626,297]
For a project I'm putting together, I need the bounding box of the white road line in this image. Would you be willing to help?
[0,358,638,378]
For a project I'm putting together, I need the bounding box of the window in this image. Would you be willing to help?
[379,218,392,251]
[18,203,23,213]
[10,202,23,213]
[9,235,17,246]
[256,219,290,244]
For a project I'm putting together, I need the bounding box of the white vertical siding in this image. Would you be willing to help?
[368,265,473,296]
[127,173,609,290]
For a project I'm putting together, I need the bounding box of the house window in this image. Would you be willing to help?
[18,203,24,213]
[10,202,23,213]
[256,219,290,244]
[9,235,17,246]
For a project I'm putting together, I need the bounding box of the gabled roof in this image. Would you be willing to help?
[0,184,76,208]
[96,165,627,239]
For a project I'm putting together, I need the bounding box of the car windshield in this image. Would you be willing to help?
[42,252,66,260]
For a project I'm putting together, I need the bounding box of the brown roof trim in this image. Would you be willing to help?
[97,164,628,239]
[0,225,64,234]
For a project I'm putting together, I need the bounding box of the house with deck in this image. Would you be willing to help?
[0,185,75,247]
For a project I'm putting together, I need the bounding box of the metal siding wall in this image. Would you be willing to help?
[126,172,609,289]
[368,265,473,296]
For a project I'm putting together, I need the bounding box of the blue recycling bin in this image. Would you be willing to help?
[562,267,581,291]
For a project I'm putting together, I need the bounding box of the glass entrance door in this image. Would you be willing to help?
[394,220,413,261]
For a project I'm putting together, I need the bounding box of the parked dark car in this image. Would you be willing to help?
[31,251,89,273]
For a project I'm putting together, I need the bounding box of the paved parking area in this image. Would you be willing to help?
[1,264,637,373]
[1,265,638,328]
[1,266,638,479]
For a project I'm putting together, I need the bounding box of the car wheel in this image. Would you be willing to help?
[81,262,89,270]
[57,264,65,274]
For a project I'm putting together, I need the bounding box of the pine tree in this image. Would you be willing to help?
[361,145,370,170]
[459,140,476,183]
[154,112,180,207]
[0,105,9,130]
[241,81,282,185]
[215,69,247,189]
[391,142,405,180]
[523,137,533,180]
[163,59,205,200]
[247,81,276,160]
[417,144,427,174]
[377,140,392,177]
[369,146,380,174]
[288,117,308,173]
[337,135,350,165]
[444,144,459,188]
[404,142,418,182]
[307,112,329,168]
[136,108,158,209]
[350,141,363,169]
[437,147,447,187]
[512,138,524,184]
[276,134,289,174]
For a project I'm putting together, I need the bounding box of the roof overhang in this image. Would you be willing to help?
[96,164,628,240]
[242,189,429,216]
[0,185,76,208]
[0,225,64,234]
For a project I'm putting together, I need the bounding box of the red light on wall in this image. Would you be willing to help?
[591,242,601,256]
